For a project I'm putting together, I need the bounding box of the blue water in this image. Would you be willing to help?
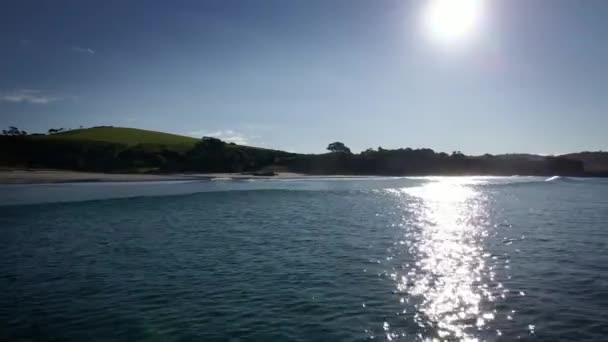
[1,176,607,341]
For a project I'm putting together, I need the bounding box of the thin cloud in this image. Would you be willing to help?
[223,135,249,145]
[72,46,95,55]
[187,129,249,145]
[0,89,59,105]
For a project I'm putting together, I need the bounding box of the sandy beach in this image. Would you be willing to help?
[0,169,311,184]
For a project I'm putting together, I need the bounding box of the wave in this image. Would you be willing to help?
[544,176,586,183]
[476,175,607,188]
[3,176,604,207]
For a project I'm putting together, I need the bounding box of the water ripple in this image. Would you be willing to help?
[385,179,501,341]
[1,178,607,341]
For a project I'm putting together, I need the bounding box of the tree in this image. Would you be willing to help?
[2,126,26,136]
[200,136,226,150]
[362,148,376,155]
[451,150,465,158]
[48,128,65,134]
[327,141,351,154]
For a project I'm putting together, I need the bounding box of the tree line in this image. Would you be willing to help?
[0,134,294,173]
[0,133,586,176]
[1,126,85,136]
[280,141,585,176]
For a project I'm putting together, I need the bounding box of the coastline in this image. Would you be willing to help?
[0,169,311,184]
[2,169,605,185]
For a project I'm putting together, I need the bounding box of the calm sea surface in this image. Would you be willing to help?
[1,176,607,341]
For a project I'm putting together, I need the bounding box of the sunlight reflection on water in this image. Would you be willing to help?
[386,178,499,341]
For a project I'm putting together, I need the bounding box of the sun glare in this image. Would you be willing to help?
[422,0,485,43]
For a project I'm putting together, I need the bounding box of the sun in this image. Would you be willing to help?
[422,0,485,43]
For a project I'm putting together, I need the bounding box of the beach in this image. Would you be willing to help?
[0,169,311,184]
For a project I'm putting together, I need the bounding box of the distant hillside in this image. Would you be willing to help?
[561,152,608,173]
[279,149,584,176]
[0,126,600,176]
[36,126,198,147]
[1,127,293,173]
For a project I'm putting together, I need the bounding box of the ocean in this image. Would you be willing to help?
[1,176,607,341]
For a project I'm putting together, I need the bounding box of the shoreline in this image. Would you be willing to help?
[1,169,605,185]
[0,169,315,184]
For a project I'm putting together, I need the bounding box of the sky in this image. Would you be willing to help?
[0,0,607,154]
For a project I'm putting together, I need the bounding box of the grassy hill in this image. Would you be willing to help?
[1,126,294,173]
[34,126,277,153]
[36,126,199,147]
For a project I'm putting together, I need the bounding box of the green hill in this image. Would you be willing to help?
[1,126,294,173]
[36,126,199,147]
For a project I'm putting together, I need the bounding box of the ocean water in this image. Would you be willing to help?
[1,176,607,341]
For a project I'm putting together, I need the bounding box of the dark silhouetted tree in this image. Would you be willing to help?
[48,128,65,134]
[451,151,464,158]
[200,136,226,150]
[327,142,351,154]
[362,148,375,155]
[2,126,26,136]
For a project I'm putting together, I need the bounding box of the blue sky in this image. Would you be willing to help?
[1,0,606,154]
